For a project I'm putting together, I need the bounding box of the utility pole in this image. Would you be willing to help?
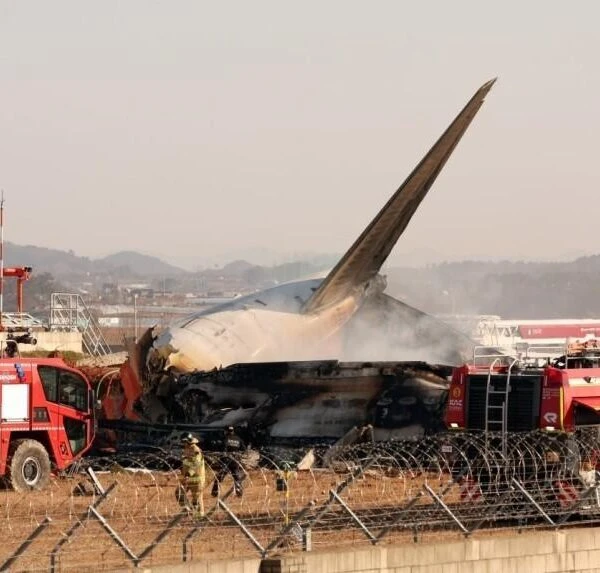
[133,293,139,341]
[0,191,5,332]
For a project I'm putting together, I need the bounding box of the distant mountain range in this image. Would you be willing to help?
[165,248,340,270]
[99,251,186,276]
[3,242,340,282]
[6,239,600,285]
[6,240,600,318]
[384,254,600,319]
[4,242,186,280]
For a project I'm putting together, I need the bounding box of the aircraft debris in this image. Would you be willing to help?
[95,79,501,449]
[141,79,496,380]
[98,359,453,447]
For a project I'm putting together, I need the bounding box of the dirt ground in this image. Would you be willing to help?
[0,467,480,572]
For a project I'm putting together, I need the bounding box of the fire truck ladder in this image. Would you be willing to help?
[49,293,112,357]
[484,357,518,454]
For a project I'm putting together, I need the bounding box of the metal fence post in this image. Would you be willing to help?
[49,481,117,573]
[89,506,139,564]
[302,527,312,552]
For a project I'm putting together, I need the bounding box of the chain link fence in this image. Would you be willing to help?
[2,431,600,572]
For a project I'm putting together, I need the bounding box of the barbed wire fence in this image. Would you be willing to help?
[2,430,600,572]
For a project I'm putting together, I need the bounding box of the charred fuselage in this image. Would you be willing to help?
[152,360,452,444]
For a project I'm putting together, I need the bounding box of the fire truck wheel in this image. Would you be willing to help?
[9,439,51,491]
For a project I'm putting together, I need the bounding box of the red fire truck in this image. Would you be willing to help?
[0,357,95,491]
[445,340,600,433]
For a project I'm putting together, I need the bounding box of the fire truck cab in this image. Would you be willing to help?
[445,340,600,433]
[0,357,95,491]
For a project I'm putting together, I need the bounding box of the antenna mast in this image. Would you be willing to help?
[0,191,4,331]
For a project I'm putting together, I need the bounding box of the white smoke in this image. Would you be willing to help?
[338,295,473,365]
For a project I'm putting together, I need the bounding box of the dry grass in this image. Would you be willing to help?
[0,467,474,572]
[4,461,590,573]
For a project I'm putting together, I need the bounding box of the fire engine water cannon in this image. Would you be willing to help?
[0,357,96,491]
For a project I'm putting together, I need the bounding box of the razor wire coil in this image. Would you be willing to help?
[1,430,600,572]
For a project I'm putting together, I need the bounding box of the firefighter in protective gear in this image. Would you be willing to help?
[180,434,205,516]
[211,426,246,498]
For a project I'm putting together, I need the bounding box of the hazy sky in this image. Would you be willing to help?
[1,1,599,269]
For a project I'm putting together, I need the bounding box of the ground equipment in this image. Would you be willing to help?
[445,340,600,434]
[440,341,600,511]
[0,357,95,490]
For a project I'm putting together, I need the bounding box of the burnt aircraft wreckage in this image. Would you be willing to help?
[152,359,453,445]
[110,79,499,446]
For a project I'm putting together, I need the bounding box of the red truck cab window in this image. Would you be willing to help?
[37,365,90,455]
[38,366,88,412]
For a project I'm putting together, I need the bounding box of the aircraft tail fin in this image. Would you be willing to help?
[302,78,496,314]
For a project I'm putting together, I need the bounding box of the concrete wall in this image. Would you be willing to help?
[113,527,600,573]
[268,527,600,573]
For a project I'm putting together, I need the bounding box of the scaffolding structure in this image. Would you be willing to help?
[49,292,111,356]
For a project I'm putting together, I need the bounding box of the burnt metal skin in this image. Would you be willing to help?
[117,296,479,444]
[148,80,496,376]
[163,360,452,443]
[110,80,499,442]
[121,291,485,441]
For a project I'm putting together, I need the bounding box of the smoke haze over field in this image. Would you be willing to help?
[1,1,600,268]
